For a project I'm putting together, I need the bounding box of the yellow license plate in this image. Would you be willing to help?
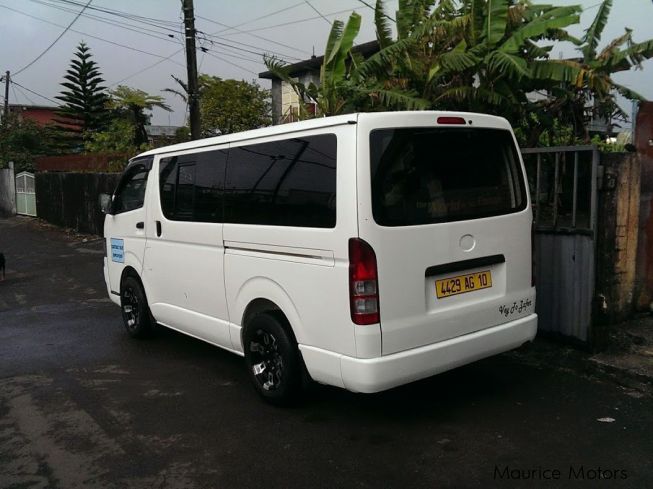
[435,270,492,299]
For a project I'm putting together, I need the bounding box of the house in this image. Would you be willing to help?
[145,125,182,146]
[259,41,379,125]
[8,104,59,126]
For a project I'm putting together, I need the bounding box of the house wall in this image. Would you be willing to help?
[0,163,16,217]
[35,172,121,235]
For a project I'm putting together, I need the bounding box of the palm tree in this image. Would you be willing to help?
[109,86,171,146]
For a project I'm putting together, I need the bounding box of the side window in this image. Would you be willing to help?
[159,150,226,222]
[225,134,337,228]
[113,164,149,214]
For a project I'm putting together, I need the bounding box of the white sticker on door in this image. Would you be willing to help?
[111,238,125,263]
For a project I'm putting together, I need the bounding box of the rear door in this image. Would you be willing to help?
[357,113,535,355]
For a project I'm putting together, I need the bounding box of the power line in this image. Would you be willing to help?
[355,0,395,22]
[195,33,289,61]
[221,7,361,35]
[203,51,259,76]
[304,1,332,25]
[12,0,93,76]
[213,1,306,35]
[10,81,59,105]
[0,4,186,70]
[47,0,182,30]
[26,0,183,44]
[197,15,307,58]
[108,48,185,87]
[12,84,36,105]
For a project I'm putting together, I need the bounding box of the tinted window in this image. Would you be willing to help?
[159,150,227,222]
[370,128,526,226]
[225,134,337,227]
[113,164,149,214]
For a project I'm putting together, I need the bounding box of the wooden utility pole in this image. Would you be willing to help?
[3,71,9,123]
[182,0,200,140]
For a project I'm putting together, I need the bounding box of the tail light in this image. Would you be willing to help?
[349,238,380,325]
[531,223,536,287]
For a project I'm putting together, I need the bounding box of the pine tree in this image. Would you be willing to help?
[55,42,109,150]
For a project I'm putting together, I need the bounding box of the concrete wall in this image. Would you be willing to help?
[0,163,16,217]
[635,103,653,311]
[35,172,121,235]
[595,153,641,327]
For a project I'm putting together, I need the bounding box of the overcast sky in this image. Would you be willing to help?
[1,0,652,126]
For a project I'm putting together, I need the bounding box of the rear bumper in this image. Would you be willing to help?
[300,314,537,393]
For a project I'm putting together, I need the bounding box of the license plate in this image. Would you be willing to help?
[435,270,492,299]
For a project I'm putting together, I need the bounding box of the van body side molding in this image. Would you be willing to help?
[425,254,505,277]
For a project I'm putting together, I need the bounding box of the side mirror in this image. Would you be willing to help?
[99,193,113,215]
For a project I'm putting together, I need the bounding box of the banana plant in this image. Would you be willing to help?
[532,0,653,139]
[264,9,429,118]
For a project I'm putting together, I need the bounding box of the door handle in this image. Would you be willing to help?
[156,221,162,237]
[136,221,144,229]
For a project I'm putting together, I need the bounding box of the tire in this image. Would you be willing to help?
[120,275,155,339]
[243,313,302,405]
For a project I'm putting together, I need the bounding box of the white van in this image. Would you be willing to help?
[101,111,537,404]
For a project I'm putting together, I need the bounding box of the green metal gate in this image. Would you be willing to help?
[15,172,37,216]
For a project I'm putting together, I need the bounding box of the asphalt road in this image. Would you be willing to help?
[1,216,652,489]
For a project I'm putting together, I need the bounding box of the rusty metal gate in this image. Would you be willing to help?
[521,146,600,343]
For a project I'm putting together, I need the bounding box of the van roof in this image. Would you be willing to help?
[135,111,510,159]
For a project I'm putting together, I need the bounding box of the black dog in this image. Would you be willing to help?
[0,252,4,280]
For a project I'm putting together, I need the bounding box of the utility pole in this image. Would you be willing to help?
[182,0,200,140]
[3,71,9,124]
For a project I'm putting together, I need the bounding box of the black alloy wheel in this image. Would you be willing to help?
[120,276,154,338]
[244,313,301,405]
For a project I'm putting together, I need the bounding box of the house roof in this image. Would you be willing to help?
[8,104,59,111]
[258,40,380,80]
[146,125,181,137]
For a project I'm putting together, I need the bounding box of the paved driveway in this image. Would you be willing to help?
[1,217,652,488]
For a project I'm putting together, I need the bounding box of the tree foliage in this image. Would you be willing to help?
[0,115,58,172]
[267,0,653,145]
[84,118,147,155]
[108,85,171,146]
[199,77,270,135]
[55,42,109,149]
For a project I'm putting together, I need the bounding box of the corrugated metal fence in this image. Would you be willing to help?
[521,146,600,343]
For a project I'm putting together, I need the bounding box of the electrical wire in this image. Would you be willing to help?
[12,84,36,105]
[12,0,93,76]
[108,48,185,87]
[220,7,361,35]
[197,16,307,59]
[26,0,183,44]
[355,0,395,22]
[46,0,182,31]
[10,81,59,105]
[203,51,258,76]
[0,4,186,70]
[304,1,332,25]
[212,1,306,35]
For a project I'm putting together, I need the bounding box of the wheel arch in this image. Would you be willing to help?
[233,277,304,348]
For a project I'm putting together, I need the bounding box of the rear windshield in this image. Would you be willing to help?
[370,127,527,226]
